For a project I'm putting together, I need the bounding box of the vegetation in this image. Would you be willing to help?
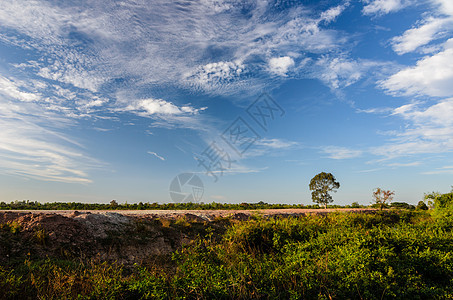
[2,189,452,298]
[309,172,340,208]
[372,188,395,211]
[2,207,453,299]
[425,188,453,210]
[416,201,428,210]
[0,200,360,211]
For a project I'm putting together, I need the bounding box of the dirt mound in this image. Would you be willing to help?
[0,208,374,266]
[0,211,181,266]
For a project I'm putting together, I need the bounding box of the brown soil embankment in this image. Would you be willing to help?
[0,208,374,266]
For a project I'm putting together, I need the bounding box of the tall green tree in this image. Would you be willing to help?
[309,172,340,209]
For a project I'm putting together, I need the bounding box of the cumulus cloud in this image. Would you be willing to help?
[268,56,295,76]
[123,98,206,117]
[382,38,453,97]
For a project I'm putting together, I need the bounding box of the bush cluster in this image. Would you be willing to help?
[1,210,453,299]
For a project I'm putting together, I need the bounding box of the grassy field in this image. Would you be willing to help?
[1,207,453,299]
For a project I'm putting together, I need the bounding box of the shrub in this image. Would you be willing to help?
[391,202,415,210]
[416,201,428,210]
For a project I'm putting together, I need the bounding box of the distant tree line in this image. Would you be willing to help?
[0,200,326,211]
[0,199,428,211]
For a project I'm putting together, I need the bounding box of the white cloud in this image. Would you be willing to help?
[37,59,106,93]
[391,17,453,55]
[320,4,348,23]
[314,57,375,89]
[124,98,206,117]
[195,165,268,176]
[382,38,453,97]
[0,0,357,184]
[357,168,383,173]
[322,146,363,159]
[0,0,352,101]
[268,56,295,76]
[0,98,98,183]
[0,75,40,102]
[362,0,412,16]
[184,61,247,93]
[255,138,298,149]
[147,151,166,161]
[356,107,394,114]
[392,99,453,125]
[386,161,421,167]
[423,166,453,175]
[433,0,453,16]
[371,98,453,158]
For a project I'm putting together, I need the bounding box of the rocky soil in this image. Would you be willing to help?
[0,209,372,266]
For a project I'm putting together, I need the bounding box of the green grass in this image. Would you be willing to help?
[1,211,453,299]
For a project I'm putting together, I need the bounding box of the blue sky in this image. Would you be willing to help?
[0,0,452,205]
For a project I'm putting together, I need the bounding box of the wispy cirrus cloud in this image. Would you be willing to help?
[6,0,427,186]
[0,75,40,102]
[147,151,166,161]
[423,166,453,175]
[0,0,355,101]
[369,98,453,158]
[254,138,299,149]
[321,146,363,159]
[0,98,99,183]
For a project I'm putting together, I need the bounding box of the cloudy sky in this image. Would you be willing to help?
[0,0,452,205]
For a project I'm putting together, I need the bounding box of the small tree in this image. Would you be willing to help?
[309,172,340,209]
[416,200,428,210]
[372,188,394,210]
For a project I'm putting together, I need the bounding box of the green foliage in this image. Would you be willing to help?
[350,201,362,208]
[34,228,48,246]
[0,221,21,234]
[416,201,429,210]
[0,200,320,211]
[3,211,453,299]
[426,191,453,210]
[309,172,340,208]
[425,190,453,228]
[391,202,415,210]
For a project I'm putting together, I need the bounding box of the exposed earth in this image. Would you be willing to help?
[0,208,373,266]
